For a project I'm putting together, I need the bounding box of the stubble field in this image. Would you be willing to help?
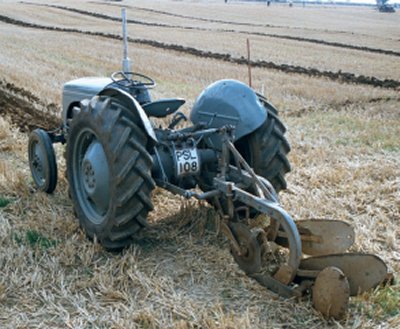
[0,0,399,328]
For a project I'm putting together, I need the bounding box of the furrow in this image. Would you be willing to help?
[0,14,399,90]
[29,3,400,57]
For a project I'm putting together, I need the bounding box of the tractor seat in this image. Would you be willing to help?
[142,98,185,118]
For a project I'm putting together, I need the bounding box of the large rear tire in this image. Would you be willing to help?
[235,102,291,193]
[66,96,155,250]
[198,100,290,221]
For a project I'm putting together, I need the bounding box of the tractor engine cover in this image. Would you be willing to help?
[190,79,267,145]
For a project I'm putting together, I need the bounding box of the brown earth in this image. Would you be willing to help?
[0,79,60,132]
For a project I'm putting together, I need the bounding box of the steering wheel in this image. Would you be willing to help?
[111,71,156,88]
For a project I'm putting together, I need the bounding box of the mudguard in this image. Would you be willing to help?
[190,80,267,142]
[98,88,157,143]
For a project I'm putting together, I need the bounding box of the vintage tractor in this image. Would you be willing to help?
[28,9,390,319]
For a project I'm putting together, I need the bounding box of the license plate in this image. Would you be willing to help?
[174,148,200,177]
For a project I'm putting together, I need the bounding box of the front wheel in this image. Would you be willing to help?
[28,128,58,193]
[66,96,155,250]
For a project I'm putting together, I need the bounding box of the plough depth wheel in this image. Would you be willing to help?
[229,222,262,274]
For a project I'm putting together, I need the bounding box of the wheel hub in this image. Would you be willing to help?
[32,144,45,182]
[81,140,110,217]
[82,160,96,192]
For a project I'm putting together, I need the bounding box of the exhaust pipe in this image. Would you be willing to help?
[121,8,131,74]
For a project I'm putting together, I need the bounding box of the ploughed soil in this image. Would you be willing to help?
[0,79,60,132]
[0,13,399,90]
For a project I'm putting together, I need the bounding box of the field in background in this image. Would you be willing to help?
[0,0,399,328]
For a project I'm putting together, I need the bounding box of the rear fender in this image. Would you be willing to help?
[190,80,267,145]
[98,87,157,144]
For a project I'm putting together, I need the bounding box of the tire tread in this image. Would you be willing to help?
[67,95,155,250]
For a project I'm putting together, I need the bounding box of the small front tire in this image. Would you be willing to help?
[28,128,58,193]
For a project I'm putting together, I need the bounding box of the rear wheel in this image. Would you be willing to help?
[235,102,291,193]
[66,96,155,250]
[199,101,290,213]
[234,102,291,237]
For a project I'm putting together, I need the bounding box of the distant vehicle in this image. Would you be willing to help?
[376,0,396,12]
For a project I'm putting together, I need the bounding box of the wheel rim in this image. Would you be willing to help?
[72,128,110,224]
[230,222,261,274]
[30,140,46,186]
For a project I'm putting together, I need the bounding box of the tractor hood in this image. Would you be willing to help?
[62,77,113,120]
[190,79,267,142]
